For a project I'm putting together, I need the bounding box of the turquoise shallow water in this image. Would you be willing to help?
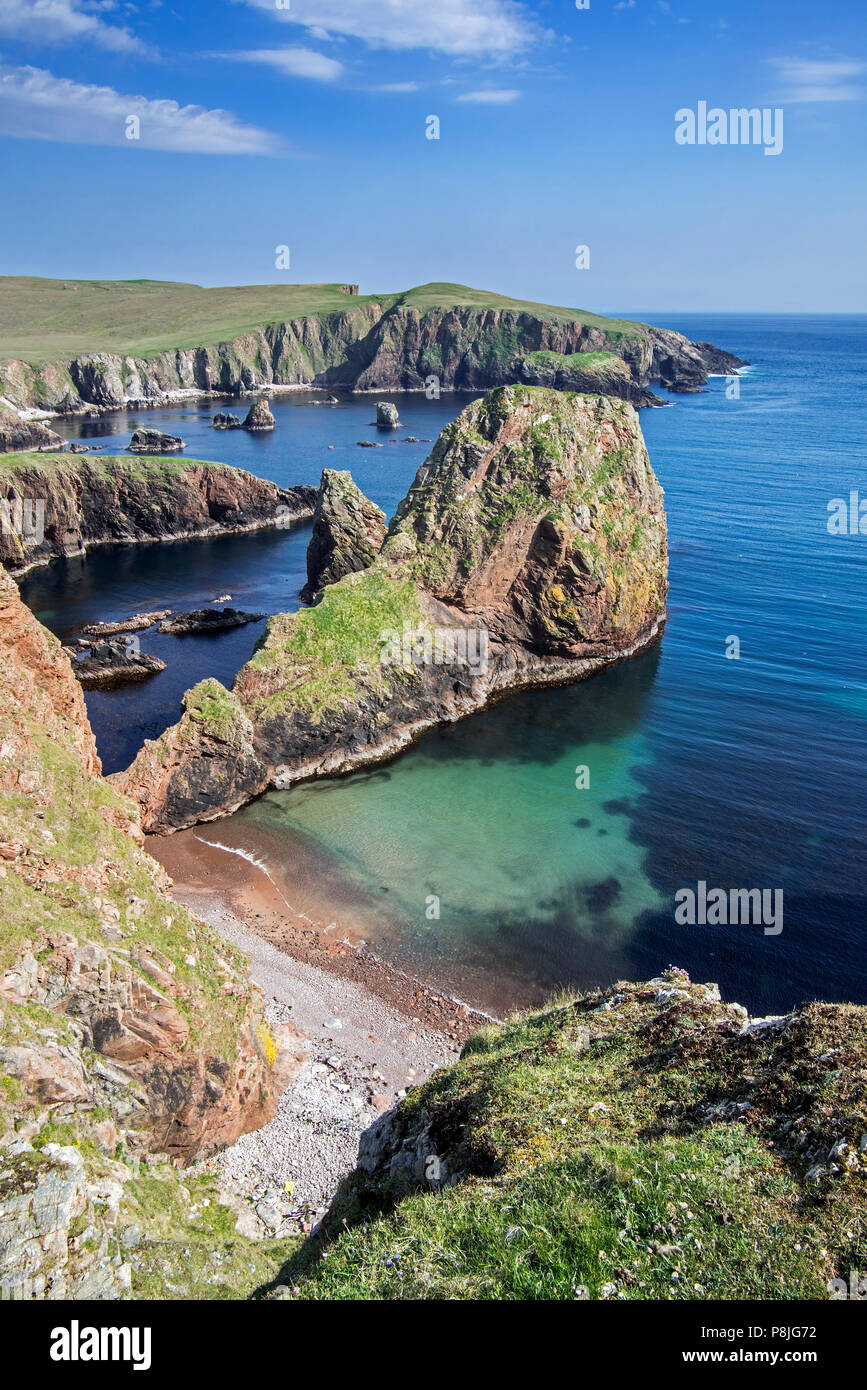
[24,317,867,1015]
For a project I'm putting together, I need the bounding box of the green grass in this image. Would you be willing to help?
[278,972,867,1301]
[244,565,423,719]
[0,277,647,366]
[0,449,233,477]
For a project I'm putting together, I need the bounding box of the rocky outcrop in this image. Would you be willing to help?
[294,969,867,1301]
[300,470,387,603]
[158,607,265,636]
[0,411,65,454]
[117,386,667,833]
[242,399,276,431]
[78,611,171,638]
[128,428,185,454]
[376,401,400,428]
[0,455,316,575]
[72,640,166,690]
[213,412,242,429]
[0,562,306,1294]
[0,286,746,416]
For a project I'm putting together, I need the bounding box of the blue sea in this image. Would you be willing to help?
[21,316,867,1016]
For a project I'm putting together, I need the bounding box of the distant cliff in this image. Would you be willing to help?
[0,282,746,415]
[0,453,315,575]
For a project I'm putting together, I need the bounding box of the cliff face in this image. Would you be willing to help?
[0,564,304,1295]
[0,301,745,416]
[0,453,316,575]
[116,386,667,833]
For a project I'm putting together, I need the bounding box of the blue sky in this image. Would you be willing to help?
[0,0,864,311]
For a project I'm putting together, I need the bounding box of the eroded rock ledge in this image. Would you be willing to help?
[117,385,668,833]
[0,454,316,576]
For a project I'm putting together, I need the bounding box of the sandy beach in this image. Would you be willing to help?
[147,828,496,1237]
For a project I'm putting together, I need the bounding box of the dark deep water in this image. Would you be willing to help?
[20,320,867,1016]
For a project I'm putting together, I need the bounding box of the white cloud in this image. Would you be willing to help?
[229,47,344,82]
[772,57,866,103]
[614,1,636,9]
[243,0,545,58]
[0,0,146,54]
[372,82,420,93]
[0,62,282,153]
[456,88,521,103]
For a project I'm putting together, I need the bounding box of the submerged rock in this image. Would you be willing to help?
[128,428,185,454]
[376,402,400,429]
[301,470,387,603]
[242,399,276,431]
[158,607,265,635]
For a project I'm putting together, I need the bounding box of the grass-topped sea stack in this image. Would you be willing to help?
[117,386,667,832]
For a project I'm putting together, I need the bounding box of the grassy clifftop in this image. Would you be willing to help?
[286,970,867,1301]
[0,277,646,366]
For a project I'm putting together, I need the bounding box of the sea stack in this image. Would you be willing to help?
[117,385,668,833]
[300,470,387,603]
[376,401,400,429]
[242,399,276,431]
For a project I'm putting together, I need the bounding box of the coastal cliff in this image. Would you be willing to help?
[0,564,305,1296]
[0,453,316,575]
[116,385,667,833]
[0,280,746,416]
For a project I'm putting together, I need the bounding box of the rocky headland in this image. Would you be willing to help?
[115,385,668,834]
[0,453,316,576]
[0,281,746,418]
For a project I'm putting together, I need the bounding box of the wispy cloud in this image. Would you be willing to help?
[772,57,866,103]
[0,0,147,55]
[614,1,636,10]
[0,62,282,153]
[242,0,547,58]
[456,88,521,104]
[371,82,420,93]
[224,48,344,82]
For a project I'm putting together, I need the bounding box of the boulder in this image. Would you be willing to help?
[376,401,400,429]
[127,428,185,454]
[212,412,242,430]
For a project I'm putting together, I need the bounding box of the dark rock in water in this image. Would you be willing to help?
[574,818,591,829]
[74,639,166,690]
[78,610,171,638]
[128,428,185,454]
[356,440,382,448]
[158,607,265,636]
[213,412,242,430]
[404,436,420,443]
[376,402,400,429]
[301,470,387,603]
[242,399,276,431]
[0,411,65,454]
